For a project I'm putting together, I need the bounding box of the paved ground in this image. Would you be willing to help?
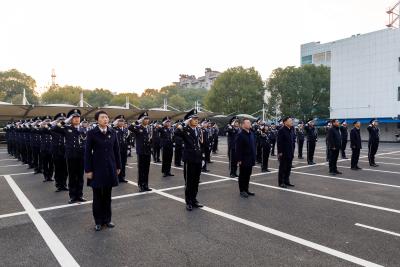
[1,137,400,266]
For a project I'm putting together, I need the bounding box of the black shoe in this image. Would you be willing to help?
[262,169,271,172]
[186,204,193,211]
[247,191,255,196]
[342,157,348,159]
[370,164,379,167]
[94,225,102,231]
[298,156,304,159]
[279,184,287,188]
[285,183,295,187]
[356,166,362,170]
[47,178,54,182]
[240,192,249,198]
[61,187,69,191]
[202,169,210,173]
[193,202,204,208]
[119,179,128,183]
[105,222,115,228]
[329,172,337,175]
[145,187,152,192]
[167,173,174,176]
[55,188,63,192]
[335,171,343,175]
[351,167,357,170]
[163,173,168,177]
[230,174,236,178]
[68,199,77,204]
[139,187,146,192]
[77,197,87,202]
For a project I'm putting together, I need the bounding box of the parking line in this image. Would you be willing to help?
[355,223,400,238]
[0,164,25,168]
[358,160,400,166]
[125,179,383,267]
[0,210,27,219]
[291,171,400,189]
[337,166,400,175]
[0,158,18,162]
[3,175,79,267]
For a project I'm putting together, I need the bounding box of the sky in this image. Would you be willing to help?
[0,0,395,95]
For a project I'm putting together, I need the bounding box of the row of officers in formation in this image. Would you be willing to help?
[3,109,380,231]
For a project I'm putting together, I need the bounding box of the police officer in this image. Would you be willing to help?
[85,110,121,231]
[305,119,318,165]
[340,120,349,159]
[31,117,43,174]
[160,116,175,177]
[51,113,68,192]
[260,124,271,172]
[277,117,295,188]
[350,120,362,170]
[129,112,152,192]
[327,119,342,175]
[270,123,277,156]
[173,120,184,167]
[367,119,380,167]
[175,109,204,211]
[53,109,86,204]
[226,116,240,178]
[40,116,55,183]
[296,121,305,159]
[151,121,162,163]
[200,119,210,173]
[211,122,219,154]
[113,115,129,183]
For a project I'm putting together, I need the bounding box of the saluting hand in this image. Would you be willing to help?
[86,172,93,179]
[117,169,121,175]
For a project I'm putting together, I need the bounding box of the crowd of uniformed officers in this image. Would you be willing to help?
[4,108,381,230]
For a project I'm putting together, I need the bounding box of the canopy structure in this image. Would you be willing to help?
[0,104,214,122]
[315,117,400,126]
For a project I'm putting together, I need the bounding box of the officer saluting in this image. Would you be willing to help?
[112,115,129,183]
[304,119,318,165]
[296,121,305,159]
[53,109,87,204]
[50,113,68,192]
[226,116,240,178]
[350,120,362,170]
[128,112,152,192]
[160,116,175,177]
[367,119,380,167]
[175,109,204,211]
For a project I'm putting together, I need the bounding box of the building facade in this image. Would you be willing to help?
[301,28,400,141]
[177,68,220,90]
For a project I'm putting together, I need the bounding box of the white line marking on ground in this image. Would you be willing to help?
[3,175,79,267]
[377,156,400,160]
[125,179,383,267]
[291,171,400,189]
[2,171,34,176]
[0,210,28,219]
[0,164,25,168]
[337,166,400,175]
[0,158,18,162]
[358,160,400,166]
[355,223,400,238]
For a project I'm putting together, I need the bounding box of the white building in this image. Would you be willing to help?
[301,28,400,141]
[176,68,221,90]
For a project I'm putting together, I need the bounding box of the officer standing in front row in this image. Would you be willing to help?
[129,112,152,192]
[175,109,204,211]
[350,120,362,170]
[367,119,380,167]
[52,109,87,204]
[85,110,121,231]
[305,119,318,165]
[113,115,129,183]
[160,116,175,177]
[327,119,343,175]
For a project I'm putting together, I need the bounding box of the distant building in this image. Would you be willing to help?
[177,68,221,90]
[301,28,400,141]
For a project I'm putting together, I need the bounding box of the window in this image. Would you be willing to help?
[301,55,312,65]
[398,87,400,101]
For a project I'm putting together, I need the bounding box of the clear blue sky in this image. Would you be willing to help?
[0,0,395,94]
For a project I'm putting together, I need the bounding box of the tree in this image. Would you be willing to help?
[204,66,265,114]
[0,69,39,104]
[41,85,82,105]
[109,93,140,107]
[168,95,188,110]
[85,88,114,107]
[266,65,330,121]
